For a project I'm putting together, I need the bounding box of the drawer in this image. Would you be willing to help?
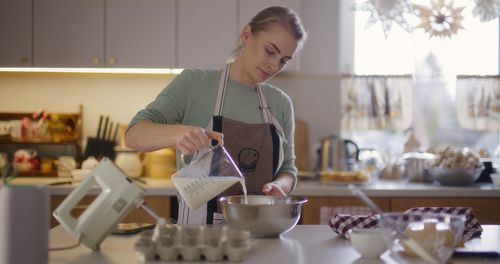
[390,198,500,224]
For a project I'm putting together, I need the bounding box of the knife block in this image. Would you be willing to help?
[84,137,116,160]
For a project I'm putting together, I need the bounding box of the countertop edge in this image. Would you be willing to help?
[6,177,500,198]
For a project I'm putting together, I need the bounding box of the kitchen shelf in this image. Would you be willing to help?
[0,105,83,168]
[0,105,83,151]
[0,136,79,145]
[13,169,58,177]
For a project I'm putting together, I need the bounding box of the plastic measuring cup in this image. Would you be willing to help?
[172,145,244,209]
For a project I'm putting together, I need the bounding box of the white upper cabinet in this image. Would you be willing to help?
[106,0,175,68]
[2,0,306,69]
[34,0,104,67]
[33,0,175,68]
[0,0,32,66]
[239,0,302,72]
[177,0,237,69]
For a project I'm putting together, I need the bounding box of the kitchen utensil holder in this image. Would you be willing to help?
[83,137,116,160]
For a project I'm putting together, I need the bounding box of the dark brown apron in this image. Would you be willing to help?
[177,64,285,224]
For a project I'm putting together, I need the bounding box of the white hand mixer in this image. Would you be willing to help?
[53,157,164,250]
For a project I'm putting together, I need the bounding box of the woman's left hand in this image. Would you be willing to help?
[261,173,294,196]
[262,182,287,196]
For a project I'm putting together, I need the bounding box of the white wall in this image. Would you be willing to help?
[271,76,341,167]
[0,74,170,145]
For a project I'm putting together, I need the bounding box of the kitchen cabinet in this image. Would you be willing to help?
[302,196,500,225]
[106,0,176,68]
[33,0,175,68]
[50,195,171,228]
[391,198,500,225]
[239,0,302,72]
[33,0,104,67]
[0,0,32,66]
[177,0,237,69]
[3,0,305,69]
[302,197,390,225]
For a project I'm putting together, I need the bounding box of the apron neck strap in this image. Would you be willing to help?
[214,63,230,117]
[256,84,272,123]
[213,64,271,123]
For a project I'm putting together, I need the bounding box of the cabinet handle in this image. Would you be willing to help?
[20,56,30,65]
[108,57,116,65]
[93,57,101,65]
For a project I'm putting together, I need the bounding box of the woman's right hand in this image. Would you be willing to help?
[176,127,224,155]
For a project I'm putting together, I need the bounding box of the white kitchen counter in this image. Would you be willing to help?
[292,180,500,198]
[7,177,500,198]
[48,225,500,264]
[8,177,178,196]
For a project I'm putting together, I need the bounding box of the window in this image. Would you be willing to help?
[344,0,499,159]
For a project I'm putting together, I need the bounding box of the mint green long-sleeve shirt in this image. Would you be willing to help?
[129,69,297,184]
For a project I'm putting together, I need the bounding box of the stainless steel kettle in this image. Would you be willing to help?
[318,135,360,171]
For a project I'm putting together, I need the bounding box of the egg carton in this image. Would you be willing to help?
[134,224,251,263]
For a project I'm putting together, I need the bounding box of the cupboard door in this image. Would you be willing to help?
[302,197,390,225]
[106,0,176,68]
[177,0,237,69]
[34,0,104,67]
[0,0,32,66]
[238,0,302,72]
[391,198,500,225]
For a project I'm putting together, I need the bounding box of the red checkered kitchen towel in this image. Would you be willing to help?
[329,207,483,241]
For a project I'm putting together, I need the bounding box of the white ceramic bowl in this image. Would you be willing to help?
[70,169,92,181]
[428,167,482,186]
[13,162,34,172]
[349,228,391,259]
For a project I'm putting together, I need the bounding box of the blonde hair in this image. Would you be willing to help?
[227,6,307,63]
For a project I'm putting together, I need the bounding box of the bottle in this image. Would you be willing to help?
[114,146,143,178]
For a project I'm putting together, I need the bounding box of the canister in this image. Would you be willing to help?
[143,148,176,178]
[402,152,436,182]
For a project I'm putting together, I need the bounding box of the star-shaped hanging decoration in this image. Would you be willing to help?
[356,0,414,38]
[472,0,500,22]
[414,0,465,38]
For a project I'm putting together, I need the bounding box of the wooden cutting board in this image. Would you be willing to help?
[294,118,309,171]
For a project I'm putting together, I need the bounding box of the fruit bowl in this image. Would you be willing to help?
[428,167,482,186]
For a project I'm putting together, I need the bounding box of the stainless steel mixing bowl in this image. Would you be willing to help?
[219,195,308,238]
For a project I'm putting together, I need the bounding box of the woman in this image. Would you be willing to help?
[126,6,307,224]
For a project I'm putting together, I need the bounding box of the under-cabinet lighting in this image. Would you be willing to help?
[0,67,184,75]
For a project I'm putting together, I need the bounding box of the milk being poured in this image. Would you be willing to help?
[173,176,248,209]
[173,176,236,209]
[171,145,248,209]
[240,178,248,204]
